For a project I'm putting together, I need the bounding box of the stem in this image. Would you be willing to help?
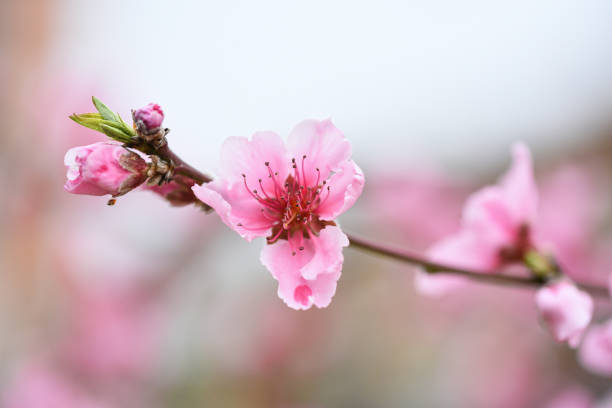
[156,144,211,185]
[346,232,609,299]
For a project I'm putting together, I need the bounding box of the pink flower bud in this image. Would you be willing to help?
[578,319,612,376]
[64,142,147,197]
[536,280,593,348]
[133,103,164,132]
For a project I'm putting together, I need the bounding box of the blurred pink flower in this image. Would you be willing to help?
[193,120,364,309]
[579,318,612,376]
[133,103,164,132]
[536,280,593,348]
[418,142,539,295]
[2,363,110,408]
[538,165,608,284]
[544,387,593,408]
[60,280,161,381]
[64,142,147,197]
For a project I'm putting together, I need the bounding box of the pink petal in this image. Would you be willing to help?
[578,319,612,376]
[286,119,351,186]
[536,281,593,348]
[316,160,365,221]
[259,226,348,310]
[460,142,538,251]
[463,187,517,245]
[218,131,290,193]
[429,229,500,271]
[500,142,539,224]
[295,226,349,280]
[416,230,498,296]
[192,179,274,241]
[414,270,466,297]
[63,142,139,196]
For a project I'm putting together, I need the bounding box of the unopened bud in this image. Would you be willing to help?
[536,280,593,348]
[132,103,164,134]
[64,142,147,197]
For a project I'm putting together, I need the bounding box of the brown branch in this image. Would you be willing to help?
[156,144,212,185]
[346,232,609,299]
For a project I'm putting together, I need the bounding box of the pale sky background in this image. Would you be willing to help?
[49,0,612,174]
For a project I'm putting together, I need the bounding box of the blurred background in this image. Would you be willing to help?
[2,1,612,406]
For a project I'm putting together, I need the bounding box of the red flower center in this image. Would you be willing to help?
[241,156,335,253]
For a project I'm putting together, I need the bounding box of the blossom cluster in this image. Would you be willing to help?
[417,143,595,347]
[62,98,612,380]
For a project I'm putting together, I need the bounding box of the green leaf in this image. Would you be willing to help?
[78,113,103,119]
[70,98,136,143]
[100,123,133,143]
[100,120,132,137]
[92,96,118,122]
[70,113,103,132]
[117,114,136,136]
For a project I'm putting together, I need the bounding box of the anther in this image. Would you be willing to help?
[299,246,304,251]
[265,162,270,166]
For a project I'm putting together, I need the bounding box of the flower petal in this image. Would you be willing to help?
[500,142,539,224]
[578,319,612,376]
[218,131,290,193]
[192,179,274,241]
[462,142,538,247]
[316,160,365,221]
[463,186,517,244]
[260,226,348,310]
[416,230,497,296]
[296,226,349,280]
[536,280,593,348]
[286,119,351,186]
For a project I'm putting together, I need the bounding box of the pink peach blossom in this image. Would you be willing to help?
[64,142,147,197]
[537,165,609,284]
[60,282,161,380]
[133,103,164,131]
[578,318,612,376]
[192,120,364,309]
[417,142,539,295]
[536,280,593,348]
